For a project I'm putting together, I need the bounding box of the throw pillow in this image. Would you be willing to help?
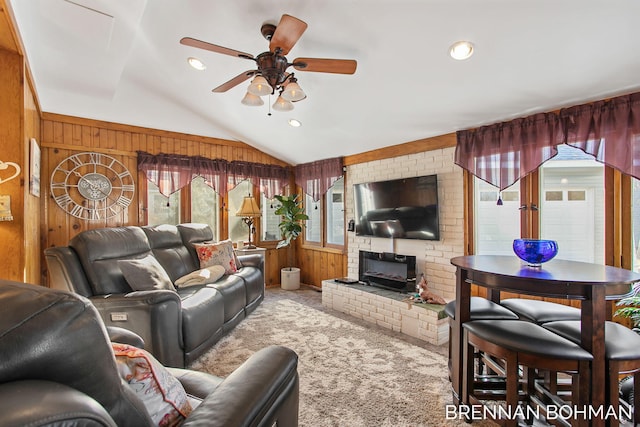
[193,240,238,274]
[175,265,226,288]
[112,343,192,426]
[118,255,175,292]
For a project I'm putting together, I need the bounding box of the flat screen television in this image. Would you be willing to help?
[353,174,440,240]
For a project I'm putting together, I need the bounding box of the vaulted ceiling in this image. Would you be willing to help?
[8,0,640,164]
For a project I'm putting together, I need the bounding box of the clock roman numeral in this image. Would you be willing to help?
[89,152,102,164]
[69,155,84,168]
[70,204,85,218]
[116,195,132,207]
[54,193,73,207]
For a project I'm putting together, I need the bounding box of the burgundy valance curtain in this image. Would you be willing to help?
[228,161,290,199]
[455,113,561,190]
[560,92,640,180]
[294,157,344,202]
[455,91,640,190]
[137,152,288,199]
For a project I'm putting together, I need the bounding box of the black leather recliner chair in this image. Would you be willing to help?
[0,280,299,427]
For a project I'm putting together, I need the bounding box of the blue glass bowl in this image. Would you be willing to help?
[512,239,558,267]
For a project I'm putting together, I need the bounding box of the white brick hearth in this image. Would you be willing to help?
[322,280,448,345]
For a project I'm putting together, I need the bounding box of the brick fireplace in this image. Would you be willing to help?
[344,146,465,304]
[322,279,448,345]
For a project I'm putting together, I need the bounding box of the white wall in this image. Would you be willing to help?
[346,147,464,301]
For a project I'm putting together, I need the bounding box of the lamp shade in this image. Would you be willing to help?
[272,95,294,112]
[236,196,262,217]
[241,91,264,106]
[281,81,306,102]
[247,76,271,96]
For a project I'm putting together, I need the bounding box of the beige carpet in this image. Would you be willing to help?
[190,287,494,427]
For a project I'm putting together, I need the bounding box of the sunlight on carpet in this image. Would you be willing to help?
[190,288,493,426]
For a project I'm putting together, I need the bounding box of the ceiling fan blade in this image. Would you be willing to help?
[180,37,254,60]
[292,58,357,74]
[212,70,257,93]
[269,14,308,55]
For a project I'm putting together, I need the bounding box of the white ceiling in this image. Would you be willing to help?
[9,0,640,165]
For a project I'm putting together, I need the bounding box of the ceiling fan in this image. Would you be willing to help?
[180,14,357,110]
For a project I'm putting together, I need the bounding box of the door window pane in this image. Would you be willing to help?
[190,177,219,240]
[305,194,321,243]
[147,182,180,225]
[633,177,640,272]
[327,178,345,245]
[228,180,252,245]
[261,194,280,242]
[474,178,521,255]
[539,144,604,264]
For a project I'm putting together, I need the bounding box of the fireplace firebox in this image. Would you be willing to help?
[358,250,417,293]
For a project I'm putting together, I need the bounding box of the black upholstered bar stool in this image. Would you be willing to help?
[463,319,593,427]
[500,298,581,324]
[543,320,640,427]
[445,297,519,378]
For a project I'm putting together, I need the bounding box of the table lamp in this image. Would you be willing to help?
[236,196,262,249]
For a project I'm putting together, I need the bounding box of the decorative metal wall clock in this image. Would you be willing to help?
[50,152,135,220]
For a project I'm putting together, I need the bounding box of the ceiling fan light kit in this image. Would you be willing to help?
[180,14,357,112]
[241,91,264,106]
[273,95,294,112]
[281,79,305,102]
[247,75,272,96]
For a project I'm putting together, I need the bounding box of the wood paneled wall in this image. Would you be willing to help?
[297,247,345,288]
[0,1,42,284]
[23,70,41,284]
[0,49,26,281]
[40,113,290,286]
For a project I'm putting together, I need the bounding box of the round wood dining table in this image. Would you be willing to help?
[450,255,640,426]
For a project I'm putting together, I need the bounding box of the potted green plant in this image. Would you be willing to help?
[615,282,640,332]
[273,194,308,290]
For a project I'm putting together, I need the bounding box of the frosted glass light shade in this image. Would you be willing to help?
[247,76,271,96]
[281,81,306,101]
[272,95,294,111]
[241,92,264,106]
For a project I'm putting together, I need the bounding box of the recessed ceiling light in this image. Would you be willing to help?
[288,119,301,127]
[187,57,206,71]
[449,41,474,60]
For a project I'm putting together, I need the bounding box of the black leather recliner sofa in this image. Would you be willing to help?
[0,279,299,427]
[45,223,264,367]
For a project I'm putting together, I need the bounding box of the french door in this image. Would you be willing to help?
[471,145,606,265]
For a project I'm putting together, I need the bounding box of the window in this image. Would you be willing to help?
[147,182,180,225]
[190,177,220,235]
[632,177,640,272]
[303,177,344,248]
[472,145,605,264]
[146,178,220,241]
[305,195,321,243]
[228,180,252,245]
[538,145,604,264]
[326,179,345,245]
[474,179,520,255]
[261,194,281,242]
